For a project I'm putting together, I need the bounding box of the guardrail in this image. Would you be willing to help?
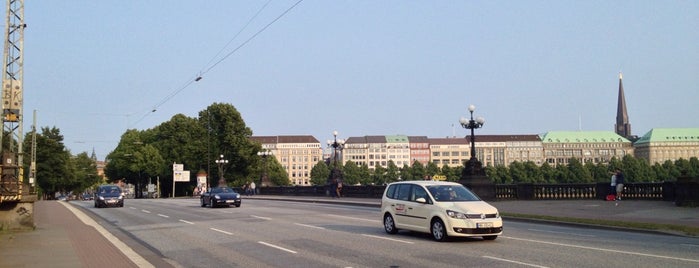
[249,181,697,204]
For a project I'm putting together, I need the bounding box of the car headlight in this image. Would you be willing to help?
[214,194,221,199]
[118,195,124,200]
[235,194,240,199]
[446,210,467,219]
[98,196,105,200]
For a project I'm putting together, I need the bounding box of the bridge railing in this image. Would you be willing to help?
[254,181,692,202]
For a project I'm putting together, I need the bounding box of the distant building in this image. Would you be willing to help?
[408,136,430,166]
[540,131,633,166]
[249,135,322,186]
[428,138,469,168]
[633,128,699,164]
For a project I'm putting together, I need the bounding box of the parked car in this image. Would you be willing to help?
[82,193,93,201]
[381,181,502,241]
[201,186,242,208]
[94,185,124,208]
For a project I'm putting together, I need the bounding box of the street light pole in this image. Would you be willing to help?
[459,104,486,176]
[326,131,345,197]
[214,154,228,187]
[257,150,272,188]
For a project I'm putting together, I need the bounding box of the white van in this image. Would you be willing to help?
[381,181,502,241]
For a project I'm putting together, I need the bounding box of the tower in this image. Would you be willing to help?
[615,72,632,139]
[1,0,26,202]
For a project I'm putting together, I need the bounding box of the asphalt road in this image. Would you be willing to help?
[72,198,699,268]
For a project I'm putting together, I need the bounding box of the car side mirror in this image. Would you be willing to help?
[415,197,427,203]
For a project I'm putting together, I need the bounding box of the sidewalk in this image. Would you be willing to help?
[0,201,166,268]
[1,197,696,268]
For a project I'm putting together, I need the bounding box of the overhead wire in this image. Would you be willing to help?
[130,0,304,127]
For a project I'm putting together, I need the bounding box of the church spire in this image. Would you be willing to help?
[615,72,632,139]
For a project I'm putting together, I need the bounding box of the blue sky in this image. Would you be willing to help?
[21,1,699,160]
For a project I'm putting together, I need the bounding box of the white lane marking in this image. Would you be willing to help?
[157,214,169,218]
[361,234,414,244]
[527,228,596,237]
[503,236,699,263]
[141,209,151,213]
[327,214,379,223]
[258,241,297,254]
[682,243,699,248]
[294,223,325,230]
[210,228,234,235]
[251,215,272,220]
[60,202,154,268]
[129,207,137,210]
[179,220,194,225]
[483,256,549,268]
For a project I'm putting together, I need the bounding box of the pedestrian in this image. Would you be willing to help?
[336,180,343,198]
[249,181,256,195]
[615,169,625,200]
[609,171,617,200]
[242,183,249,196]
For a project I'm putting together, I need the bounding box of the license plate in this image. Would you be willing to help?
[107,200,116,203]
[477,222,493,228]
[226,200,236,203]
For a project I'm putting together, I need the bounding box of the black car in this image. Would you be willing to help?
[94,185,124,208]
[201,186,242,208]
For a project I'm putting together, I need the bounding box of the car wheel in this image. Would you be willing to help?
[94,202,98,208]
[209,198,215,208]
[383,214,398,234]
[234,204,241,207]
[483,235,498,241]
[431,219,448,242]
[200,198,206,207]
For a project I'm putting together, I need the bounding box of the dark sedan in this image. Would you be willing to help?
[94,185,124,208]
[201,186,242,208]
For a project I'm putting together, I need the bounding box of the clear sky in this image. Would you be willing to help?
[21,0,699,160]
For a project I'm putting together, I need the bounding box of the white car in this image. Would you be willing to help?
[381,181,503,241]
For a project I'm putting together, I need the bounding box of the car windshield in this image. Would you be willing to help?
[211,187,235,194]
[427,185,480,202]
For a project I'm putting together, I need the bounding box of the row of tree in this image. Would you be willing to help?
[310,155,699,186]
[22,102,699,198]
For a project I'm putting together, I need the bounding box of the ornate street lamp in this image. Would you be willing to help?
[257,150,273,188]
[214,154,228,187]
[326,131,345,195]
[327,130,345,167]
[459,104,486,176]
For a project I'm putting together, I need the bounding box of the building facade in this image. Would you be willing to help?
[250,135,322,186]
[540,131,633,166]
[633,128,699,164]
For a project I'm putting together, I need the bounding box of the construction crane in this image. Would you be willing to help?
[0,0,26,203]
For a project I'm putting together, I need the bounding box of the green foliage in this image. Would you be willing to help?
[310,161,330,185]
[342,161,361,185]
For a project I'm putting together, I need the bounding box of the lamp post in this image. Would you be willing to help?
[326,131,345,197]
[257,150,272,189]
[459,104,486,176]
[214,154,228,187]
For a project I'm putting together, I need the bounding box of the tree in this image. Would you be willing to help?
[342,161,361,185]
[198,103,257,185]
[372,164,387,185]
[509,161,527,183]
[71,152,100,192]
[425,161,440,178]
[385,160,400,182]
[357,164,372,185]
[105,129,164,198]
[539,162,556,183]
[32,127,73,198]
[310,161,330,185]
[567,158,592,183]
[410,160,426,180]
